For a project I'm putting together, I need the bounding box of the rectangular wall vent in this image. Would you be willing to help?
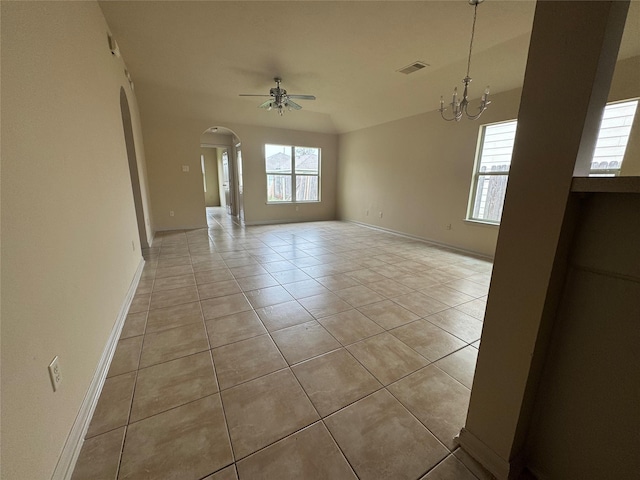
[397,61,429,75]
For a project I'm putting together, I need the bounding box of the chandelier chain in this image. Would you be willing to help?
[466,3,478,79]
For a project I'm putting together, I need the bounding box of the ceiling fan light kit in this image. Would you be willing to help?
[239,77,316,116]
[439,0,491,122]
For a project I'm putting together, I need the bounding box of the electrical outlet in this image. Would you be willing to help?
[365,209,369,216]
[170,210,175,217]
[182,165,189,173]
[379,211,383,218]
[446,224,452,230]
[48,356,62,392]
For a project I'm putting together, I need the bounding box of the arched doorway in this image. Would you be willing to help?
[120,87,149,249]
[200,126,244,223]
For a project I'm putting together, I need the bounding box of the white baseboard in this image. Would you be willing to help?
[347,220,494,260]
[458,428,511,480]
[50,257,145,480]
[244,217,331,226]
[153,224,208,232]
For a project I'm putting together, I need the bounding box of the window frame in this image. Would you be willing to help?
[466,98,638,225]
[466,119,516,226]
[265,144,321,204]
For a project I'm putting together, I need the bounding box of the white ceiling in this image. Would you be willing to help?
[99,1,640,134]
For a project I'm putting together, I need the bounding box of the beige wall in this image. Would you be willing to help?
[200,148,220,207]
[1,2,148,479]
[337,88,523,257]
[137,105,339,229]
[337,55,640,258]
[525,192,640,479]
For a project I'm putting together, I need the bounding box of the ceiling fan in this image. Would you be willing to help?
[239,77,316,115]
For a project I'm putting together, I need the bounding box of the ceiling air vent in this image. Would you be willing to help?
[397,61,429,75]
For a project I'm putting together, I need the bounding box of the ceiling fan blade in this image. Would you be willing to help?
[239,94,273,97]
[285,99,302,110]
[287,94,316,100]
[258,99,275,109]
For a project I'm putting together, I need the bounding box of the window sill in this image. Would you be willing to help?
[265,201,321,205]
[464,219,500,227]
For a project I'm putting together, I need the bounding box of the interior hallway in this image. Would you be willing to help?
[71,207,492,480]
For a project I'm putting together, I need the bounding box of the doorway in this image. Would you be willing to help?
[200,126,244,223]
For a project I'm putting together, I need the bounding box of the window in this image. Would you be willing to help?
[467,99,638,224]
[265,144,320,203]
[590,100,638,176]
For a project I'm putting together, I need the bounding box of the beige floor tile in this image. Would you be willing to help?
[230,264,269,278]
[419,284,475,307]
[390,320,467,361]
[139,323,209,368]
[197,279,242,300]
[135,278,154,295]
[394,273,441,290]
[292,349,381,416]
[236,422,357,479]
[221,369,319,459]
[107,336,143,378]
[345,269,389,284]
[271,321,341,365]
[392,292,449,317]
[120,395,233,480]
[358,300,420,329]
[212,334,286,389]
[193,259,228,273]
[206,310,267,348]
[262,260,297,273]
[145,301,203,334]
[435,347,478,389]
[426,309,484,343]
[421,454,479,480]
[128,294,150,314]
[156,255,192,268]
[195,268,234,285]
[201,293,252,320]
[325,389,448,480]
[282,279,330,299]
[235,273,279,291]
[152,273,196,293]
[130,351,218,422]
[316,273,361,291]
[154,264,194,279]
[86,372,136,438]
[454,298,487,321]
[203,465,238,480]
[245,285,294,309]
[335,285,386,307]
[365,279,414,297]
[445,279,489,298]
[388,365,471,451]
[149,285,199,310]
[120,312,147,339]
[267,268,309,284]
[71,427,125,480]
[224,257,258,269]
[317,309,384,345]
[347,332,428,385]
[298,292,352,318]
[256,300,315,332]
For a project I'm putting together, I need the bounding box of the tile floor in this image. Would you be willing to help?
[71,208,492,480]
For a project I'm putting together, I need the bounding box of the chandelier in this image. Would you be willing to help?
[439,0,491,122]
